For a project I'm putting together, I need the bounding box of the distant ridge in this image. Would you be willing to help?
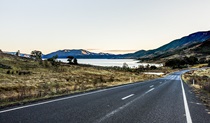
[42,49,118,59]
[9,30,210,59]
[126,30,210,59]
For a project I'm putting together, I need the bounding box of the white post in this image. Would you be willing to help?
[193,79,195,85]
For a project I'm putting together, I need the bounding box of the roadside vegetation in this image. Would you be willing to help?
[182,68,210,109]
[0,52,162,107]
[165,56,200,69]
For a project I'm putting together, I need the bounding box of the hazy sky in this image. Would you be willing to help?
[0,0,210,54]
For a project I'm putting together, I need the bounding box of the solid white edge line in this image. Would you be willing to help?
[180,76,192,123]
[0,89,106,114]
[122,94,134,100]
[0,79,160,114]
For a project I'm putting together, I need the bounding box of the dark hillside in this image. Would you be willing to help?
[193,39,210,54]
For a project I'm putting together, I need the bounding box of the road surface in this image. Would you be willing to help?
[0,71,210,123]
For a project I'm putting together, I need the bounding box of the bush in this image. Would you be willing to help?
[47,55,59,66]
[18,71,31,75]
[109,76,114,82]
[150,66,157,70]
[6,70,10,74]
[30,50,42,60]
[0,63,12,69]
[203,83,210,93]
[19,72,22,75]
[165,56,199,68]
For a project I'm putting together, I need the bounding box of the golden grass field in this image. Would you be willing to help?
[0,52,163,107]
[182,68,210,109]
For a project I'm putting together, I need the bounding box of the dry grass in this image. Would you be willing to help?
[191,63,208,68]
[182,68,210,109]
[0,53,160,107]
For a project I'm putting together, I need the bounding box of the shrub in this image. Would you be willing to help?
[30,50,42,61]
[165,56,199,68]
[150,65,157,70]
[203,83,210,93]
[0,63,12,69]
[66,78,70,82]
[6,70,10,74]
[109,76,114,82]
[73,58,78,65]
[47,55,58,66]
[122,63,129,69]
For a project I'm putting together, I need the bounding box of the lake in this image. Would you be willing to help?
[58,59,163,68]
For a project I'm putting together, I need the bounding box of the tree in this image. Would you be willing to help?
[122,63,129,69]
[67,56,78,65]
[16,50,20,56]
[31,50,42,60]
[146,64,150,70]
[165,56,199,69]
[67,56,74,64]
[165,58,182,68]
[137,65,145,71]
[73,58,78,65]
[150,65,157,70]
[199,58,207,64]
[185,56,198,65]
[47,55,58,66]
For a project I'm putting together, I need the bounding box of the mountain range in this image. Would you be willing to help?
[124,31,210,59]
[42,30,210,59]
[42,49,118,59]
[153,38,210,61]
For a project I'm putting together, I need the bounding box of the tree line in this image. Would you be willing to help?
[165,56,209,68]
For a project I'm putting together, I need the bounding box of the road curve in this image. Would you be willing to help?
[0,71,210,123]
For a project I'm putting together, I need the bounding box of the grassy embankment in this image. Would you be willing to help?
[0,52,168,107]
[182,68,210,109]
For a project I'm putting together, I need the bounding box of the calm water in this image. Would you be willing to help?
[58,59,163,68]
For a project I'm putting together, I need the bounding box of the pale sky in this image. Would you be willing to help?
[0,0,210,54]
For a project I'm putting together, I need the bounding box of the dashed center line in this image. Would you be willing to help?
[98,88,156,122]
[122,94,134,100]
[145,88,155,94]
[150,85,154,88]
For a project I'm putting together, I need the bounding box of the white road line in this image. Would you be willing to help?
[97,88,155,123]
[145,88,154,94]
[121,94,134,100]
[97,82,170,123]
[0,90,106,114]
[180,77,192,123]
[150,85,154,88]
[0,79,159,114]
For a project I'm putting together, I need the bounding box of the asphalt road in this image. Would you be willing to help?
[1,71,210,123]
